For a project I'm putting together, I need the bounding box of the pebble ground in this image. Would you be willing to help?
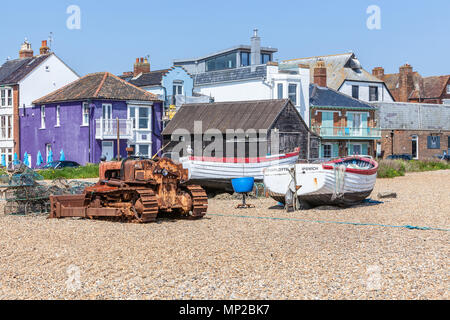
[0,170,448,299]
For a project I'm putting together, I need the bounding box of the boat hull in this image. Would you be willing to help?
[179,151,300,182]
[263,157,378,207]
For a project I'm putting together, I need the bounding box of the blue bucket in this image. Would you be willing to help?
[231,177,254,193]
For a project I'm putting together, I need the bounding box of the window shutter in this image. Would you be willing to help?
[333,143,339,158]
[347,113,353,127]
[362,144,368,155]
[348,144,353,155]
[361,113,368,128]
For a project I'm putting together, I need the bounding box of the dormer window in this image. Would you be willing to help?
[261,53,271,64]
[240,52,250,67]
[447,84,450,94]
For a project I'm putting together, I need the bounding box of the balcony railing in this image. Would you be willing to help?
[95,118,133,140]
[311,126,381,139]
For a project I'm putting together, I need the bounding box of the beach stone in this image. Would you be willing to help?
[377,192,397,199]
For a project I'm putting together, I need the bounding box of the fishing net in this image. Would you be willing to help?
[0,162,95,216]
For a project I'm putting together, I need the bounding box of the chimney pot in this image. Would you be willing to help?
[19,39,34,59]
[39,40,50,55]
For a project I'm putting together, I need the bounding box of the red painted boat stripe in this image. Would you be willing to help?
[188,151,299,163]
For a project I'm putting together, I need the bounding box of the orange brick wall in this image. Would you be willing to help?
[380,130,450,159]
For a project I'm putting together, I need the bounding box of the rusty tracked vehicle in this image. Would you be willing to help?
[49,157,208,223]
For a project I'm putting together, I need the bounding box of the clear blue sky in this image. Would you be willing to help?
[1,0,449,77]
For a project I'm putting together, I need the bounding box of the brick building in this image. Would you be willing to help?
[372,102,450,159]
[310,84,380,158]
[372,64,450,104]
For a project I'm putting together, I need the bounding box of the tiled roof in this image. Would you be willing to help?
[280,53,383,90]
[309,84,375,110]
[0,54,51,85]
[163,99,294,135]
[33,72,160,104]
[120,69,171,87]
[194,65,267,85]
[409,75,450,99]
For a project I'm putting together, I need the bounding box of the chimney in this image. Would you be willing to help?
[133,57,150,76]
[398,63,414,102]
[250,29,261,71]
[19,39,33,59]
[313,60,327,87]
[372,67,384,79]
[39,40,50,55]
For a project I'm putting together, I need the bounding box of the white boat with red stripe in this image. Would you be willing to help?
[263,156,379,208]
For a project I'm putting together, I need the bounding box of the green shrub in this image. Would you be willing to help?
[377,159,450,179]
[37,164,99,180]
[377,160,406,178]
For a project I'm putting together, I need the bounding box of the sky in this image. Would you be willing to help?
[0,0,449,77]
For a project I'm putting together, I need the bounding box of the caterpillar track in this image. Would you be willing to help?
[49,155,208,223]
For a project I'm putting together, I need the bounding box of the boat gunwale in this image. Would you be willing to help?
[322,156,379,176]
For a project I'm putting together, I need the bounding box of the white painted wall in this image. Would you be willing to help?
[193,65,311,125]
[339,80,394,103]
[19,54,79,108]
[195,79,271,103]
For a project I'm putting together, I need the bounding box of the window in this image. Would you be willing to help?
[138,145,149,157]
[277,83,283,99]
[323,144,332,158]
[0,148,13,167]
[55,105,60,126]
[7,115,11,138]
[352,85,359,99]
[240,52,250,67]
[82,103,90,126]
[427,136,440,149]
[173,82,183,96]
[206,52,237,72]
[353,144,362,155]
[288,84,297,105]
[261,53,271,64]
[40,106,46,129]
[138,107,150,129]
[447,84,450,94]
[369,86,379,101]
[0,89,12,107]
[129,107,136,129]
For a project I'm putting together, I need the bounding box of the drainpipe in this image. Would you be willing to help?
[390,130,394,155]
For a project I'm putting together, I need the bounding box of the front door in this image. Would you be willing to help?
[412,135,418,159]
[102,141,114,161]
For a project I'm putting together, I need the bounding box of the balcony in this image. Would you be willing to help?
[95,118,133,140]
[311,126,381,139]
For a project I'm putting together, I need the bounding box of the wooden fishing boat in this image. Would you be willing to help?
[263,156,378,208]
[178,150,300,191]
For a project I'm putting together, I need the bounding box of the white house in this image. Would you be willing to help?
[280,53,394,104]
[174,30,311,125]
[0,39,79,165]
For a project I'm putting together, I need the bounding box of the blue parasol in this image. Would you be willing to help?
[23,152,29,167]
[47,149,53,163]
[13,153,19,165]
[60,149,66,161]
[36,151,43,167]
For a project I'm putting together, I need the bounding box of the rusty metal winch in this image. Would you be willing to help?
[49,156,208,223]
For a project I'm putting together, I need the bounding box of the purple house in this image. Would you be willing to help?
[21,72,163,167]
